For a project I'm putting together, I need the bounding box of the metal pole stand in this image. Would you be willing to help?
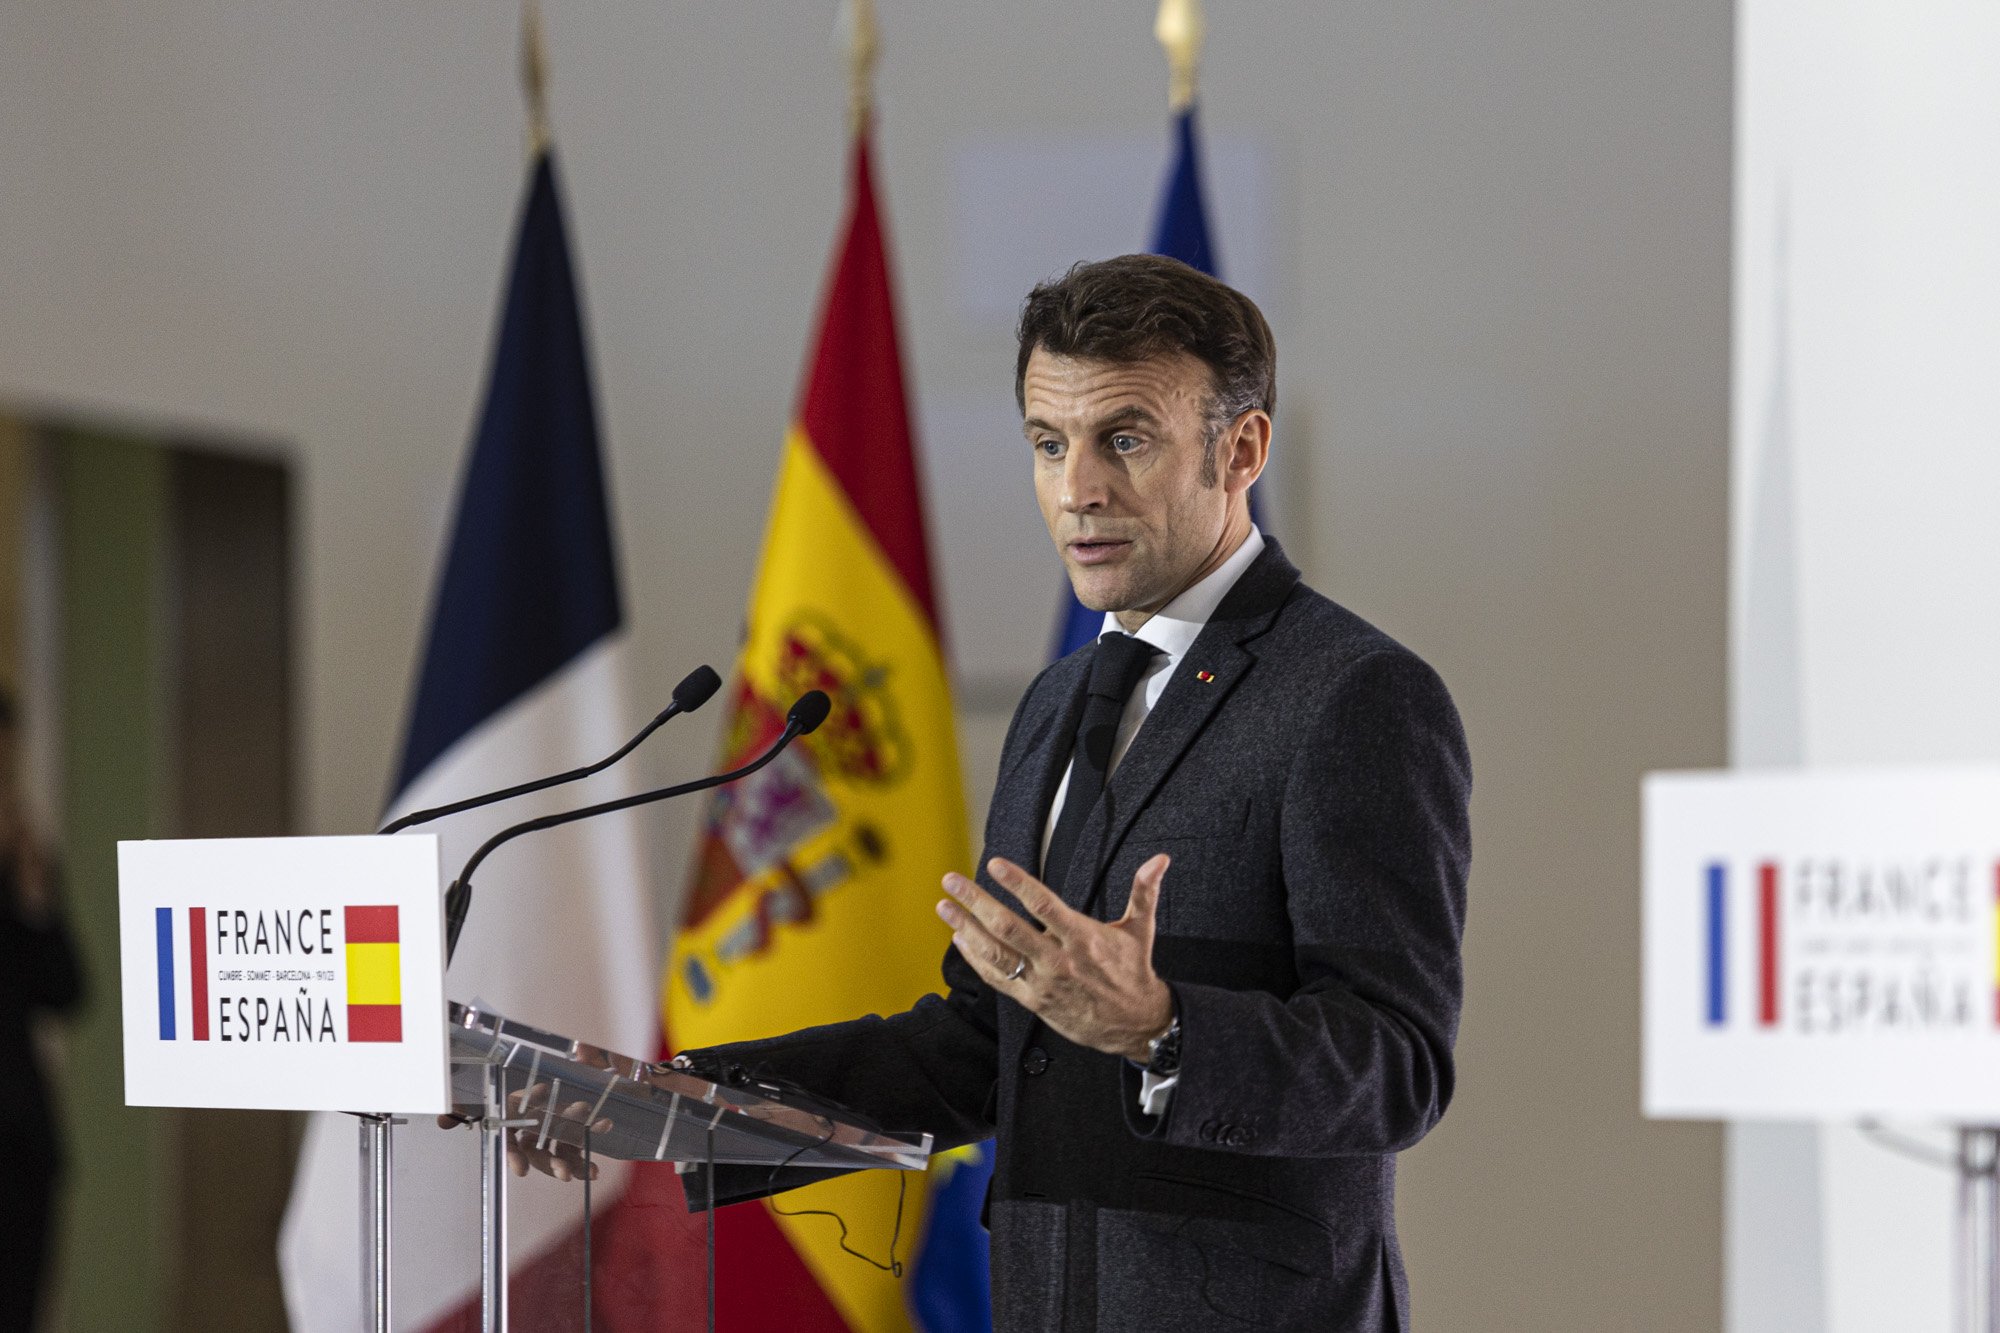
[581,1124,593,1333]
[481,1061,513,1333]
[359,1113,402,1333]
[1956,1127,2000,1333]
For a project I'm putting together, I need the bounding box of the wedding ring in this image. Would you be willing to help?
[1005,955,1028,982]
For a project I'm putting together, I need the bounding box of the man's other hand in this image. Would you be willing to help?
[937,854,1174,1062]
[436,1082,611,1182]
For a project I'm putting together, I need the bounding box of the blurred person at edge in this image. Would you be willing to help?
[0,692,85,1333]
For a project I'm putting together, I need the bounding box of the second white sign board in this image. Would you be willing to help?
[1644,765,2000,1121]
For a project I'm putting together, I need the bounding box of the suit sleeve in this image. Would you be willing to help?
[679,942,1000,1209]
[1125,648,1471,1158]
[681,664,1066,1210]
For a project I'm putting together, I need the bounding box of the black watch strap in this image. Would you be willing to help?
[1144,1011,1182,1078]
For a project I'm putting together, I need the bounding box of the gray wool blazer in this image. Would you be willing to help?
[686,538,1472,1332]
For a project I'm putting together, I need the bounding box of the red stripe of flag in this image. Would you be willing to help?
[345,905,399,944]
[796,137,941,631]
[347,1005,402,1043]
[1758,861,1780,1027]
[189,906,210,1041]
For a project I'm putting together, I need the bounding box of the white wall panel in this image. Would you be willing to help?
[1732,5,2000,1330]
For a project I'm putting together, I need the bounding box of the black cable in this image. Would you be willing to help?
[764,1117,908,1278]
[377,708,672,835]
[445,692,826,963]
[378,664,717,834]
[452,715,804,889]
[671,1048,909,1276]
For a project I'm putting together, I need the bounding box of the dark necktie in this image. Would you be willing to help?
[1041,631,1162,897]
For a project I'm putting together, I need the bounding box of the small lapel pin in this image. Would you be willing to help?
[1195,670,1215,684]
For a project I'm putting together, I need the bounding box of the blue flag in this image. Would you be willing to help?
[1052,106,1232,658]
[1151,108,1218,277]
[392,150,621,798]
[908,1143,997,1332]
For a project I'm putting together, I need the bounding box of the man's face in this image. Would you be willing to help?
[1023,348,1238,617]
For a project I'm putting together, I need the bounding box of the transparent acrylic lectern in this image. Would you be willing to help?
[359,1000,932,1333]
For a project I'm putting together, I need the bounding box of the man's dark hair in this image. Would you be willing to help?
[1014,254,1276,481]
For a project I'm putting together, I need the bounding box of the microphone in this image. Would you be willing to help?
[376,664,722,834]
[442,689,831,963]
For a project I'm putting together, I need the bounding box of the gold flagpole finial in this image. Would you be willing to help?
[840,0,879,137]
[521,0,552,157]
[1155,0,1203,113]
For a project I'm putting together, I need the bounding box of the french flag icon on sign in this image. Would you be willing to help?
[153,905,214,1041]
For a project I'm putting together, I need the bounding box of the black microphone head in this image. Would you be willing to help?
[673,665,723,713]
[788,690,832,736]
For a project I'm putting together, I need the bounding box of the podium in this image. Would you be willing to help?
[387,1001,931,1332]
[116,835,930,1332]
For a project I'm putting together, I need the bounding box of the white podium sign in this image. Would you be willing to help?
[1644,765,2000,1121]
[118,836,449,1114]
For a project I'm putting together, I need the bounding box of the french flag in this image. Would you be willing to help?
[279,149,695,1329]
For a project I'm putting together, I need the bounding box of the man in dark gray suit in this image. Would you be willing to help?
[541,254,1470,1330]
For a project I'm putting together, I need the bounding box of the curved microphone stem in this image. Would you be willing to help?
[378,706,682,835]
[443,718,806,964]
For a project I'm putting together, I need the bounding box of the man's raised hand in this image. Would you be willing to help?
[936,854,1174,1062]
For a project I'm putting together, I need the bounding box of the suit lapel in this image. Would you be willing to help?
[992,655,1090,1077]
[1063,641,1252,915]
[990,653,1091,883]
[1059,539,1302,916]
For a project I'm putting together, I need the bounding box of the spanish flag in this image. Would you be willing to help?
[663,132,975,1330]
[342,905,402,1043]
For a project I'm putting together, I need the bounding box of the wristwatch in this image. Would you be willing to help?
[1144,1009,1183,1078]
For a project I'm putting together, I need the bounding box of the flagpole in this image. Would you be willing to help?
[1155,0,1203,112]
[521,0,553,157]
[841,0,878,137]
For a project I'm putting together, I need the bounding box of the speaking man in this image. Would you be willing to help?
[533,254,1471,1330]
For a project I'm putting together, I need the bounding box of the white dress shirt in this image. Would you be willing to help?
[1036,525,1266,1116]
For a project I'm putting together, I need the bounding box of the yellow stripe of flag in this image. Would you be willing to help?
[346,942,401,1007]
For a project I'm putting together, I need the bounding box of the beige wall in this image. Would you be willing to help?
[0,4,1728,1328]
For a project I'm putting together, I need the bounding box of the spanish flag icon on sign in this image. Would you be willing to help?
[344,905,402,1043]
